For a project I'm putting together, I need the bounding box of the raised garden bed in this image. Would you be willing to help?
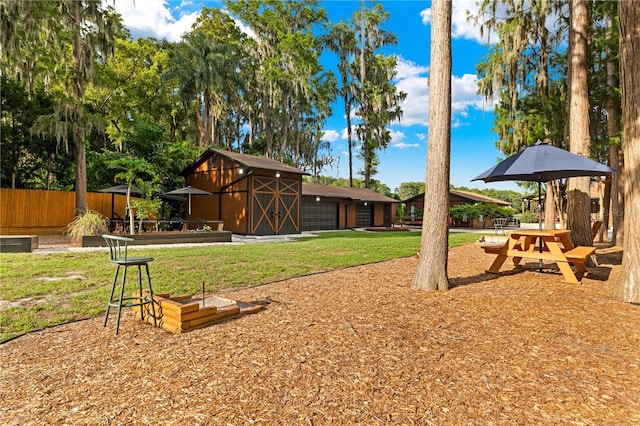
[82,231,232,247]
[0,235,39,253]
[134,291,263,334]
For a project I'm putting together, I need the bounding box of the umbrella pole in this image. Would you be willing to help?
[538,181,543,272]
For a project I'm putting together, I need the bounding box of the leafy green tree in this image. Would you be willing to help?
[2,0,120,215]
[89,37,195,146]
[169,8,247,148]
[0,76,75,189]
[397,182,425,201]
[107,155,157,235]
[352,2,406,188]
[300,72,337,180]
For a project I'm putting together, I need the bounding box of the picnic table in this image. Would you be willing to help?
[482,229,596,284]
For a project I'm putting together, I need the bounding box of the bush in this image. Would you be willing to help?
[519,212,537,223]
[66,210,109,241]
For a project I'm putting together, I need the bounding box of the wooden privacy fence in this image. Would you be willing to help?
[0,188,130,235]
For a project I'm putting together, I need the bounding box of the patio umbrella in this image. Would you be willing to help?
[163,186,212,215]
[99,184,141,219]
[472,140,617,269]
[472,141,617,217]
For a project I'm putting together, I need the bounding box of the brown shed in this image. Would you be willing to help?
[402,189,511,228]
[403,189,510,214]
[180,149,308,235]
[301,183,398,230]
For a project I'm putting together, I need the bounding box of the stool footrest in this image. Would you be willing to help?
[107,295,152,309]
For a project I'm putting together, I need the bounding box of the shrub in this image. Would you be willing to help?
[130,198,162,233]
[66,210,109,241]
[519,212,537,223]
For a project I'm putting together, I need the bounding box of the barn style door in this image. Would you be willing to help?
[251,176,300,235]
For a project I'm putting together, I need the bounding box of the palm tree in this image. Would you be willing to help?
[322,21,358,186]
[352,3,405,188]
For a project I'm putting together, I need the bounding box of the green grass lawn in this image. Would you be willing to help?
[0,231,478,342]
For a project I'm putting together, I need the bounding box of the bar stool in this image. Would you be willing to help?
[102,235,157,335]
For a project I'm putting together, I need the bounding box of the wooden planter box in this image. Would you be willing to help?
[82,231,232,247]
[133,291,262,334]
[0,235,39,253]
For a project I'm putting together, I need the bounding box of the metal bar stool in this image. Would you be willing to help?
[102,235,157,335]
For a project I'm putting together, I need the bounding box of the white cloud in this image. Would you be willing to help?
[419,8,432,25]
[393,141,420,149]
[110,1,257,42]
[389,130,420,149]
[321,129,340,143]
[451,73,490,113]
[393,57,493,128]
[389,129,405,144]
[420,0,498,44]
[109,0,198,42]
[394,58,429,126]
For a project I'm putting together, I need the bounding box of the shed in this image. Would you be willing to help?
[403,189,511,215]
[402,190,511,227]
[301,183,398,231]
[180,149,308,235]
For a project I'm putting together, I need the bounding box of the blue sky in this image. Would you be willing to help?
[110,0,523,194]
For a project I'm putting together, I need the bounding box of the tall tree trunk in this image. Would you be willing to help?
[566,0,593,250]
[544,181,555,229]
[71,1,87,215]
[605,18,621,244]
[346,100,354,187]
[195,101,206,147]
[363,141,371,189]
[602,176,611,242]
[610,142,624,244]
[615,0,640,303]
[264,99,273,158]
[412,0,451,291]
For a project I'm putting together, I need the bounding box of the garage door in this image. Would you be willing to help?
[355,203,373,227]
[302,201,338,231]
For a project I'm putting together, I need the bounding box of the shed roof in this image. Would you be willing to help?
[403,189,510,206]
[302,183,398,203]
[451,189,511,205]
[180,149,309,176]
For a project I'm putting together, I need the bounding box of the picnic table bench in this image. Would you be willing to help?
[481,229,596,284]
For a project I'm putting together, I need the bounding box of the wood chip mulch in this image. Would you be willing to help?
[1,242,638,425]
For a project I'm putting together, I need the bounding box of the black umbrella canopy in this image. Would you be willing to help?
[163,186,212,215]
[163,186,212,196]
[99,184,141,195]
[472,141,617,183]
[99,185,142,219]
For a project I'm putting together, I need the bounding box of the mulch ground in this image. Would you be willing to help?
[1,242,638,425]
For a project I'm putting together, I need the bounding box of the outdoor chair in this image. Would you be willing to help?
[169,217,183,231]
[102,234,157,335]
[493,218,508,235]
